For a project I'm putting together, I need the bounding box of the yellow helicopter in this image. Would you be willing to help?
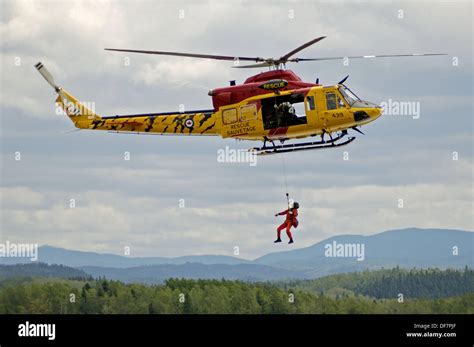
[35,36,445,154]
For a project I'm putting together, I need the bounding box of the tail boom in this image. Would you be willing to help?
[92,111,219,135]
[35,62,218,135]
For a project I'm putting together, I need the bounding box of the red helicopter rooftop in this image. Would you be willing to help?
[208,69,317,110]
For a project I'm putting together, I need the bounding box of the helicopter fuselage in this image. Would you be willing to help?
[74,80,383,142]
[36,63,382,146]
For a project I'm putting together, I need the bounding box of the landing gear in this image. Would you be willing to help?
[262,137,278,152]
[250,131,355,155]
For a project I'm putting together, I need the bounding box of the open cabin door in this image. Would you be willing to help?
[260,93,308,130]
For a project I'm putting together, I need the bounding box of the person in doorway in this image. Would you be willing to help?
[275,102,292,127]
[274,200,299,244]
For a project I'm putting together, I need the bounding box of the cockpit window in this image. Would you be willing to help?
[326,93,337,110]
[339,86,360,106]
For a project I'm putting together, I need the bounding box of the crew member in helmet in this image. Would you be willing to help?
[274,199,300,244]
[275,102,292,127]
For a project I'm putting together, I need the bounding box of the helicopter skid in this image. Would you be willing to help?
[249,133,356,155]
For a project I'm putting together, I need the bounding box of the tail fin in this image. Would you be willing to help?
[35,62,102,129]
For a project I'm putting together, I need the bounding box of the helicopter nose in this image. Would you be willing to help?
[369,105,383,119]
[362,100,383,119]
[352,102,383,123]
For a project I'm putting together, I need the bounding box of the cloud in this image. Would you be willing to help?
[0,0,472,258]
[0,186,44,208]
[1,178,471,258]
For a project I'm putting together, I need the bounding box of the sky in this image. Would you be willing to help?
[0,0,472,259]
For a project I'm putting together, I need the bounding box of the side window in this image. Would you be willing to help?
[240,104,257,121]
[222,108,238,125]
[326,92,337,110]
[306,96,315,111]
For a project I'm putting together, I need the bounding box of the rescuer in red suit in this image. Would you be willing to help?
[274,200,299,244]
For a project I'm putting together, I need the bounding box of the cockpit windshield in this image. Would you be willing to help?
[339,86,360,106]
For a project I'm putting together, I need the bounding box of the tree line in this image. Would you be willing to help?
[0,276,473,314]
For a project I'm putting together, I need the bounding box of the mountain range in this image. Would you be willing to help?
[1,228,472,283]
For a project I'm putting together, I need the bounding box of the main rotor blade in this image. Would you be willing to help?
[279,36,326,61]
[232,62,273,68]
[293,53,447,62]
[104,48,261,62]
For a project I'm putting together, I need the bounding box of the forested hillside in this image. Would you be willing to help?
[278,267,474,299]
[0,263,92,281]
[0,277,473,314]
